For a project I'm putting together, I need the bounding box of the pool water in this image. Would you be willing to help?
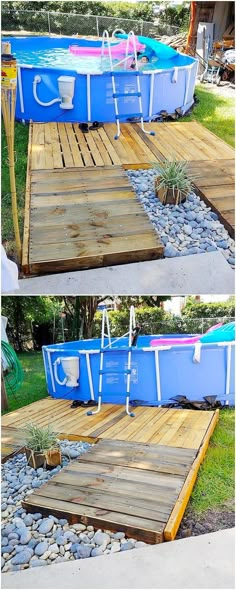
[14,47,173,73]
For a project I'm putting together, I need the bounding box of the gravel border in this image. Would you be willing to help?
[127,169,235,268]
[1,440,147,572]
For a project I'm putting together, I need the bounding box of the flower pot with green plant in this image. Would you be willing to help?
[23,423,62,469]
[153,159,197,205]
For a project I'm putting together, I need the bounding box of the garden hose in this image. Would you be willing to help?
[1,340,24,396]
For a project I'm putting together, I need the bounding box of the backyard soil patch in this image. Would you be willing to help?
[177,505,235,539]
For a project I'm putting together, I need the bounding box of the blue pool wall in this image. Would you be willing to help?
[42,335,235,406]
[4,36,198,123]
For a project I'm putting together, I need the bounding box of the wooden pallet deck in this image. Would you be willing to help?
[22,439,197,543]
[22,164,163,274]
[2,402,219,541]
[1,398,217,450]
[188,159,235,238]
[1,426,25,463]
[29,121,234,170]
[22,120,235,273]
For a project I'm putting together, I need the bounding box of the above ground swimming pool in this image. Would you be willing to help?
[43,334,235,407]
[4,34,198,123]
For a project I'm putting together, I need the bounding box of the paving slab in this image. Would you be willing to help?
[14,252,234,295]
[2,528,235,589]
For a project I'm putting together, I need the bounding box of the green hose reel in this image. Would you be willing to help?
[1,341,24,396]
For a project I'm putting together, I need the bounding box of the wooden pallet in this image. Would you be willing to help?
[1,426,25,463]
[188,159,235,238]
[23,438,198,543]
[23,120,235,274]
[1,399,217,451]
[29,121,234,171]
[23,165,163,274]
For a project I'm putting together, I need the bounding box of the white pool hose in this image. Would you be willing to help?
[33,75,61,107]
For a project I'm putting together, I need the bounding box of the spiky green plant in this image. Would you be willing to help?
[22,423,60,453]
[153,159,198,204]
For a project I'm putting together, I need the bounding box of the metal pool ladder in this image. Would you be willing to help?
[87,306,136,417]
[101,30,155,140]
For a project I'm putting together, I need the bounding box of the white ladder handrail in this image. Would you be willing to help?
[87,306,136,417]
[125,31,139,68]
[101,29,113,70]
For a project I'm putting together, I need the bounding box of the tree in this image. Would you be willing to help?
[62,296,109,339]
[158,2,190,33]
[1,296,58,350]
[117,296,171,310]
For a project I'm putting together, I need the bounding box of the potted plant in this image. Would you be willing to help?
[153,159,197,205]
[23,423,62,469]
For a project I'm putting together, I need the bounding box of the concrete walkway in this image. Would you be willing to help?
[13,252,234,295]
[2,529,235,589]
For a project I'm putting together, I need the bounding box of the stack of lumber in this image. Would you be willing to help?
[213,23,235,50]
[156,32,187,52]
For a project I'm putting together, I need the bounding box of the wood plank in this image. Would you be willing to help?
[97,128,121,165]
[164,410,219,540]
[1,426,26,462]
[64,124,84,167]
[43,124,54,169]
[57,123,74,167]
[73,126,94,167]
[23,438,204,543]
[22,121,33,272]
[23,494,164,543]
[47,122,63,169]
[84,131,105,167]
[89,129,112,166]
[35,481,171,522]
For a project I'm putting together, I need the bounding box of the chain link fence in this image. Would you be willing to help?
[2,9,178,38]
[92,315,235,340]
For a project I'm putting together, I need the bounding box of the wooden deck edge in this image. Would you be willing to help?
[163,409,220,542]
[22,121,33,273]
[58,433,98,444]
[1,446,25,464]
[194,185,235,239]
[122,163,152,170]
[192,121,235,154]
[29,245,163,275]
[22,498,163,544]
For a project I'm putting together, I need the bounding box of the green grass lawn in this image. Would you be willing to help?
[2,352,235,516]
[2,122,29,245]
[2,351,48,414]
[189,408,235,513]
[180,85,235,148]
[1,86,235,248]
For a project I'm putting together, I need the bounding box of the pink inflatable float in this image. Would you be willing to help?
[150,323,223,347]
[69,38,145,56]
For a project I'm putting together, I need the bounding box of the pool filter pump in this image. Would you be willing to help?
[58,76,75,109]
[33,75,75,109]
[54,356,80,388]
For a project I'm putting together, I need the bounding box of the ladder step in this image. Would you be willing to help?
[100,347,133,353]
[99,369,131,375]
[110,71,142,76]
[113,92,141,98]
[115,112,143,120]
